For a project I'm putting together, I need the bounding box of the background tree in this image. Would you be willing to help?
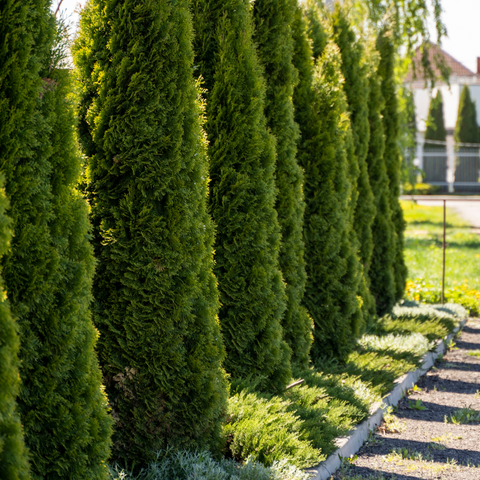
[74,0,228,466]
[292,5,361,361]
[366,66,397,315]
[191,0,291,391]
[454,85,480,185]
[425,90,447,141]
[330,4,377,322]
[455,86,479,143]
[377,28,407,302]
[0,8,113,478]
[423,90,447,186]
[253,0,312,371]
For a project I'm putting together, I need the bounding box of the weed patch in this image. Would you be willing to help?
[445,406,480,424]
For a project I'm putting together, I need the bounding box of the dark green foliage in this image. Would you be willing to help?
[192,0,291,390]
[366,69,396,316]
[1,2,112,479]
[292,6,361,361]
[253,0,312,371]
[0,180,30,480]
[0,3,37,477]
[377,29,407,303]
[425,90,447,141]
[330,5,376,323]
[454,86,480,185]
[455,86,480,143]
[74,0,228,466]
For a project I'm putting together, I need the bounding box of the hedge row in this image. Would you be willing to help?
[0,0,407,476]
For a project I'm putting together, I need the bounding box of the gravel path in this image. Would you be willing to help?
[331,318,480,480]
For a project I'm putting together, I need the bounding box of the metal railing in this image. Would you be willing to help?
[407,139,480,192]
[401,196,480,304]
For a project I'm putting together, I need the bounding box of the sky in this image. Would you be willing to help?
[54,0,480,73]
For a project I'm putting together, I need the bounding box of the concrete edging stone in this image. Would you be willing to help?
[305,318,468,480]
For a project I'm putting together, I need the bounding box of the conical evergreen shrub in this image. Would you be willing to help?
[330,4,376,322]
[292,6,361,361]
[1,9,113,479]
[455,86,479,143]
[425,91,447,141]
[74,0,228,466]
[366,67,396,316]
[252,0,312,371]
[191,0,291,390]
[377,29,407,303]
[0,3,36,477]
[454,86,480,185]
[0,180,30,480]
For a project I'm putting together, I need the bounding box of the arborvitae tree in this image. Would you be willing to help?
[0,9,113,478]
[377,29,407,303]
[455,86,480,143]
[330,4,376,322]
[0,181,30,480]
[0,3,36,477]
[252,0,312,371]
[74,0,228,465]
[366,68,396,315]
[425,90,447,141]
[191,0,291,390]
[454,85,480,185]
[292,6,361,361]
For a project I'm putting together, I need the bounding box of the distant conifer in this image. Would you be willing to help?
[425,91,447,141]
[455,86,479,143]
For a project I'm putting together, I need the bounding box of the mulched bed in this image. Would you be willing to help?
[331,318,480,480]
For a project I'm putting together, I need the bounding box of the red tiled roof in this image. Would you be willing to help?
[405,43,474,82]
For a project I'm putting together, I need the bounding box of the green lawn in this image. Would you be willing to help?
[402,200,480,298]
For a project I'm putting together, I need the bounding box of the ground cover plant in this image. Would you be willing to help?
[221,303,466,468]
[402,200,480,314]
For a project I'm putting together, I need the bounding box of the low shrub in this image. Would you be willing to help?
[219,301,467,469]
[224,392,323,468]
[108,450,311,480]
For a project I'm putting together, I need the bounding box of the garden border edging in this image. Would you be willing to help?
[305,317,468,480]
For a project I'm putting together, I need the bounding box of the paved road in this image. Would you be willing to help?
[401,195,480,229]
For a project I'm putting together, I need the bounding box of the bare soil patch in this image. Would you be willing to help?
[331,318,480,480]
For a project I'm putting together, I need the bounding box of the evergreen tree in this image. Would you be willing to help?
[0,3,37,477]
[366,67,396,315]
[0,9,113,478]
[252,0,312,371]
[423,90,447,184]
[0,180,30,480]
[330,4,377,322]
[292,6,361,361]
[191,0,291,390]
[454,85,480,185]
[455,86,479,143]
[425,90,447,141]
[74,0,228,465]
[377,29,407,302]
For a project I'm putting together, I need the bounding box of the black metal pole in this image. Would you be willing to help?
[442,199,446,305]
